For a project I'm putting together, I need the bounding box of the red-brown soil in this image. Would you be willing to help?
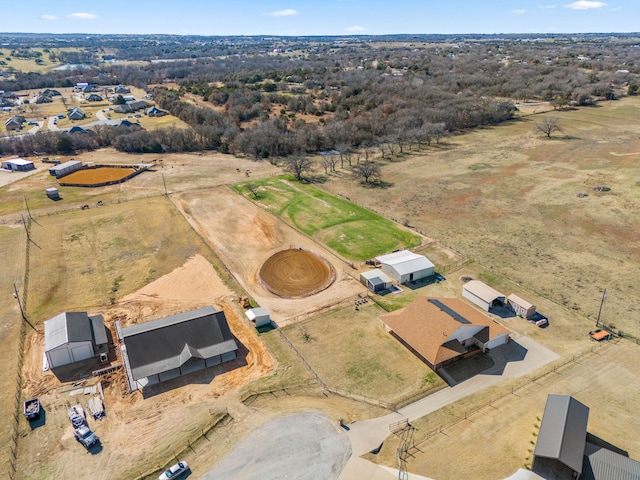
[259,249,335,298]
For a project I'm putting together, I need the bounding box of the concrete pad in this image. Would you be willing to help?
[202,412,351,480]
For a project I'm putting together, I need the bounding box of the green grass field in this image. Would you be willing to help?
[233,175,421,261]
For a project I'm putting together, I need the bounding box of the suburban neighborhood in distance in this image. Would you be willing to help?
[2,3,640,479]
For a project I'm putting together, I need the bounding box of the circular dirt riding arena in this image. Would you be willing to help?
[259,248,336,298]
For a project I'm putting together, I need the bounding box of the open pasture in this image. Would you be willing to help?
[283,301,446,405]
[321,97,640,337]
[234,175,422,261]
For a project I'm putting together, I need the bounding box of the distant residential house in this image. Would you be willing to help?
[67,107,85,120]
[146,106,168,117]
[114,85,130,94]
[0,98,15,108]
[128,100,150,111]
[68,126,90,135]
[117,119,143,131]
[42,89,61,97]
[5,115,24,131]
[122,95,136,102]
[86,94,103,102]
[34,94,53,104]
[81,84,98,93]
[113,104,132,114]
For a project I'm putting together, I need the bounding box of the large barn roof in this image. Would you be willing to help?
[121,306,238,381]
[582,440,640,480]
[3,158,33,166]
[534,394,589,474]
[375,250,434,276]
[380,297,510,366]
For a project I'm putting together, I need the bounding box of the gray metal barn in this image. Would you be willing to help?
[118,306,238,391]
[44,312,108,369]
[49,160,82,178]
[2,158,35,171]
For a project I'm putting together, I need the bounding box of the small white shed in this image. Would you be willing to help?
[507,294,536,319]
[46,187,60,199]
[245,308,271,328]
[360,270,393,293]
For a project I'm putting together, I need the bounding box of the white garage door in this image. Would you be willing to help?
[71,344,93,362]
[48,348,71,368]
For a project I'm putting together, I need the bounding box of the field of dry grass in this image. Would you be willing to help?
[321,97,640,338]
[284,301,446,405]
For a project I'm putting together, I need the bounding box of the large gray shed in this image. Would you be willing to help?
[375,250,435,284]
[44,312,108,369]
[360,269,393,293]
[462,280,505,311]
[49,160,82,178]
[118,306,238,391]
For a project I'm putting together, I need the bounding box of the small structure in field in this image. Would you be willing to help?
[117,306,239,391]
[45,187,60,199]
[380,297,511,370]
[360,269,393,293]
[245,307,271,328]
[44,312,109,369]
[375,250,435,285]
[507,293,536,319]
[2,158,35,171]
[49,160,82,178]
[462,280,505,311]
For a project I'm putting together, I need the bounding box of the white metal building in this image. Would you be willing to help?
[245,307,271,328]
[507,293,536,319]
[360,269,393,293]
[462,280,506,311]
[44,312,109,369]
[2,158,35,171]
[375,250,435,284]
[49,160,82,178]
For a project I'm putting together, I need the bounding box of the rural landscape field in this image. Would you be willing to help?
[2,26,640,480]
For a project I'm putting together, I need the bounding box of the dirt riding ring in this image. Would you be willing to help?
[259,248,336,298]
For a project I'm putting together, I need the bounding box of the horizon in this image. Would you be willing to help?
[1,0,638,37]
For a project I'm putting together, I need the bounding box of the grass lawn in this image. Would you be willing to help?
[25,195,214,322]
[233,175,421,261]
[283,301,445,406]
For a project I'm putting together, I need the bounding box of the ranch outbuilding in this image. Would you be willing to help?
[462,280,506,311]
[380,297,510,370]
[49,160,82,178]
[2,158,35,171]
[375,250,435,284]
[245,307,271,328]
[360,269,393,293]
[44,312,109,369]
[117,306,239,391]
[507,293,536,319]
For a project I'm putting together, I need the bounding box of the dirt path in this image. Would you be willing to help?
[172,187,367,325]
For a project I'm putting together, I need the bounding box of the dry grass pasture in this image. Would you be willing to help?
[283,301,446,405]
[365,341,640,479]
[321,97,640,338]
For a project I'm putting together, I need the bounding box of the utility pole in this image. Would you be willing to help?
[595,288,607,327]
[13,283,26,322]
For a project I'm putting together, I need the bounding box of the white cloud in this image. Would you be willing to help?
[564,1,606,10]
[41,14,58,20]
[267,9,299,17]
[67,12,99,20]
[538,4,558,8]
[512,9,526,14]
[345,25,366,32]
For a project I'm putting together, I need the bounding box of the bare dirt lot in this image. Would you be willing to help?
[59,166,137,185]
[18,254,275,480]
[173,187,368,324]
[259,248,335,298]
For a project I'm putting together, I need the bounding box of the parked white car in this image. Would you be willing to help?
[158,461,189,479]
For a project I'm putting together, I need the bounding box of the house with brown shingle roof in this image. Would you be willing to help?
[380,297,511,370]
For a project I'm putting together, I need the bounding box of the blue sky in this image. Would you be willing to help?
[6,1,639,36]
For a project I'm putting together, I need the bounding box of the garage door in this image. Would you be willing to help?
[48,348,71,368]
[71,344,93,362]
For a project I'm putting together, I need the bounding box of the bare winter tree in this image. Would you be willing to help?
[535,116,563,138]
[352,160,382,184]
[283,155,315,181]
